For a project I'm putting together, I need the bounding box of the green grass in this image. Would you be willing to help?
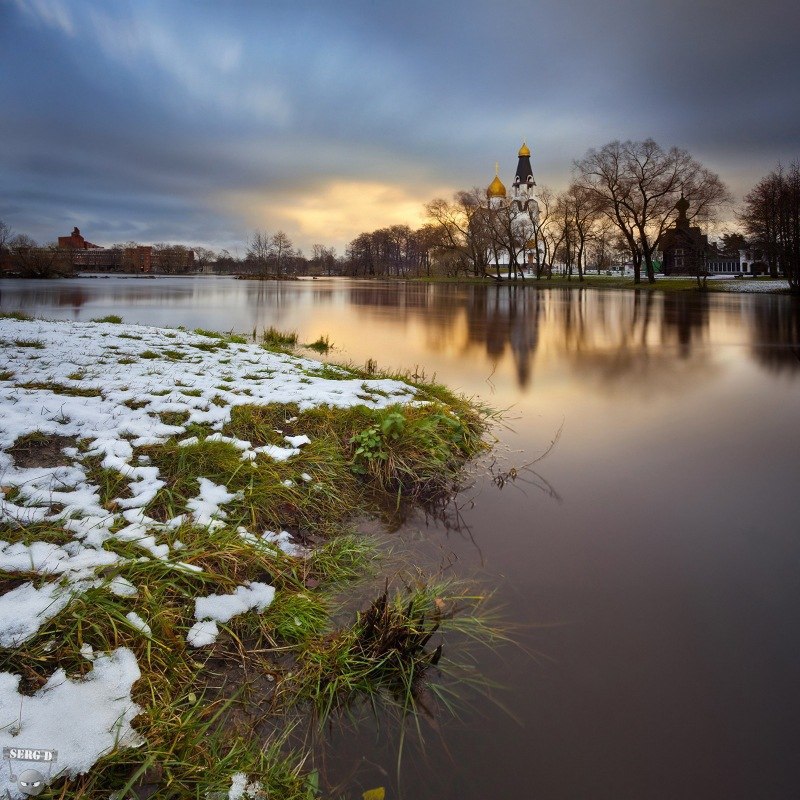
[158,411,189,425]
[140,350,160,359]
[81,455,132,509]
[91,314,123,323]
[302,363,351,381]
[0,319,496,798]
[194,328,248,345]
[16,380,102,397]
[262,326,299,351]
[12,338,45,348]
[260,591,330,644]
[0,370,14,381]
[304,334,331,354]
[124,398,149,410]
[0,310,32,320]
[285,578,503,723]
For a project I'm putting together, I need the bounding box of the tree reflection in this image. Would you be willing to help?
[750,296,800,373]
[660,292,710,357]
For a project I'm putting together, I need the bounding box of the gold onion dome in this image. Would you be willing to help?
[487,173,507,198]
[518,141,531,157]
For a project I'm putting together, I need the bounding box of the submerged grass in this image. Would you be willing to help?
[304,334,331,354]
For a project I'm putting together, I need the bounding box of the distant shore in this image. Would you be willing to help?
[2,271,795,295]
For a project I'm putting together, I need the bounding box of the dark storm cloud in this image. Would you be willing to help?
[1,0,798,251]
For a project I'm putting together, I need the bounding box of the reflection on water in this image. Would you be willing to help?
[2,277,800,799]
[2,278,798,388]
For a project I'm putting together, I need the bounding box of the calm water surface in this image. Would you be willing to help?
[2,276,800,799]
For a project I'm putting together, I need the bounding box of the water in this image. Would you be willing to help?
[2,276,800,799]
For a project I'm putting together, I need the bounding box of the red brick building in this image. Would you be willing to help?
[57,227,101,251]
[56,228,194,273]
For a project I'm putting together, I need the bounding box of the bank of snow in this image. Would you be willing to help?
[0,317,421,796]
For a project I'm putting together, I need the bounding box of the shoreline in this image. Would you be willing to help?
[0,314,492,799]
[2,272,796,295]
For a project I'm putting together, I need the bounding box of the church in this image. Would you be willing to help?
[485,142,540,271]
[658,195,712,276]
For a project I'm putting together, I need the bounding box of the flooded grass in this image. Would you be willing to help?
[0,317,496,798]
[304,334,332,353]
[262,326,299,350]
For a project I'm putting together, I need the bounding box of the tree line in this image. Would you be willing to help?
[2,139,798,289]
[340,140,799,290]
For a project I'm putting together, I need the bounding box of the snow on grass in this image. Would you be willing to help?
[0,318,422,790]
[0,539,119,575]
[238,527,306,558]
[712,279,790,293]
[187,582,276,647]
[0,318,416,650]
[186,478,238,529]
[186,620,219,648]
[125,611,152,636]
[226,772,263,799]
[0,648,141,799]
[0,581,75,647]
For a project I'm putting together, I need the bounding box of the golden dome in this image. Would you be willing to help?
[487,173,507,199]
[518,141,531,157]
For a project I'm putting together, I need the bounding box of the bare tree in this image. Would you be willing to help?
[194,247,217,273]
[425,188,492,276]
[524,186,556,278]
[563,183,601,281]
[311,244,338,275]
[152,243,193,274]
[0,220,12,253]
[575,139,730,284]
[741,162,800,292]
[9,236,72,278]
[270,230,295,276]
[247,230,272,276]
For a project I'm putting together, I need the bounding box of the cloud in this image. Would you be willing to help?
[12,0,74,36]
[218,180,445,253]
[3,0,799,252]
[83,6,289,123]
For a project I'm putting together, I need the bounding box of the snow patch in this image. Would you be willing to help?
[0,648,142,798]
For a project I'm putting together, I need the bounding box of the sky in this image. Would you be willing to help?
[1,0,799,255]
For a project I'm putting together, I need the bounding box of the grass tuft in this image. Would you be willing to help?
[304,334,331,354]
[261,326,298,351]
[91,314,123,323]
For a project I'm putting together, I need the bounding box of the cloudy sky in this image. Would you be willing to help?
[1,0,798,254]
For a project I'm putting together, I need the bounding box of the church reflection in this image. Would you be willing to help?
[342,283,723,390]
[3,276,796,391]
